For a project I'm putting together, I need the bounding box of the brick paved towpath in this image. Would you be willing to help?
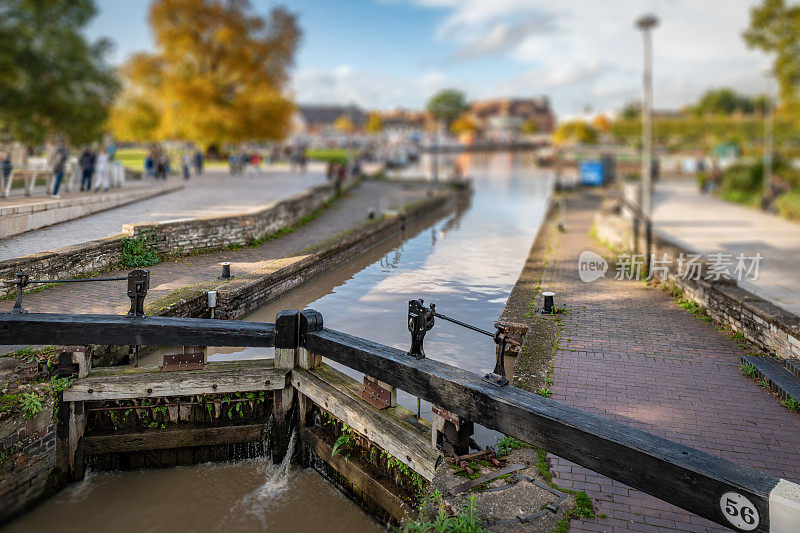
[533,192,800,532]
[0,165,327,260]
[0,179,429,325]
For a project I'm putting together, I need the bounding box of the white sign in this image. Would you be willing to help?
[720,491,759,530]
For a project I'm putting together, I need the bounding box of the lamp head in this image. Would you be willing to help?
[635,13,659,30]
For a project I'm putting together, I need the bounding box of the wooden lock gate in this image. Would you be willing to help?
[1,309,799,532]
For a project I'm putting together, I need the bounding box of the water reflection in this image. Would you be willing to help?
[209,153,553,446]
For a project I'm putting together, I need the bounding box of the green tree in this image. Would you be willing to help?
[0,0,119,146]
[743,0,800,109]
[619,101,640,120]
[426,89,469,128]
[692,88,755,116]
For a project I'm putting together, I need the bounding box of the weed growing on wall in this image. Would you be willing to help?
[401,492,485,533]
[118,236,160,269]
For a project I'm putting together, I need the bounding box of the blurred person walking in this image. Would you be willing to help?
[299,146,308,173]
[193,150,203,175]
[182,152,191,180]
[1,152,13,190]
[50,143,68,198]
[156,151,168,180]
[94,149,110,192]
[79,147,95,192]
[144,150,155,180]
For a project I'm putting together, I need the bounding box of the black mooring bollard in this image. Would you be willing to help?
[542,291,555,314]
[218,262,233,280]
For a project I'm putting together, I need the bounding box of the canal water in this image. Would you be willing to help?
[6,153,553,532]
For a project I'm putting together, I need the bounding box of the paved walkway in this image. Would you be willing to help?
[0,180,429,320]
[536,192,800,532]
[653,179,800,316]
[0,178,157,207]
[0,165,327,260]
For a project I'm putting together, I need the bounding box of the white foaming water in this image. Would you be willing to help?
[221,430,298,529]
[54,468,102,505]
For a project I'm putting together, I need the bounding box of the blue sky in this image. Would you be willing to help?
[87,0,771,117]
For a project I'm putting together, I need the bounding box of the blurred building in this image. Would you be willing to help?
[379,108,429,138]
[468,97,555,139]
[294,104,368,135]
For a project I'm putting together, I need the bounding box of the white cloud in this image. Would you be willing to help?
[292,66,451,108]
[394,0,771,114]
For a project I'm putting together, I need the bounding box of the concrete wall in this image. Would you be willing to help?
[0,185,182,240]
[595,203,800,361]
[0,399,57,523]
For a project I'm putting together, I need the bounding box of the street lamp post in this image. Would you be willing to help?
[432,121,440,184]
[763,70,774,206]
[348,101,356,179]
[636,13,658,273]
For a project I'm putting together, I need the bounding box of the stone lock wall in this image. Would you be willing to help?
[0,399,57,523]
[0,236,125,299]
[594,201,800,361]
[123,182,341,255]
[0,180,352,299]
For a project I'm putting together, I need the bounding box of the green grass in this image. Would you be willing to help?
[401,492,485,533]
[775,191,800,221]
[10,177,47,189]
[115,148,148,171]
[306,148,351,165]
[718,188,761,206]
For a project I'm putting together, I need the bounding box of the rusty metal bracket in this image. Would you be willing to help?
[447,463,527,496]
[356,377,392,409]
[162,351,204,371]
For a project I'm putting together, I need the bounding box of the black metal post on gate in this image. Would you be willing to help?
[8,269,149,316]
[406,298,518,386]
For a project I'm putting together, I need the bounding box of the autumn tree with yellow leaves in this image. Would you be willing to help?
[334,115,355,134]
[365,112,383,134]
[110,0,302,149]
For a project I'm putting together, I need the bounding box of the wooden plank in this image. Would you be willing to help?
[83,423,270,453]
[299,424,414,525]
[0,313,275,347]
[64,361,286,401]
[304,328,795,533]
[292,364,439,481]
